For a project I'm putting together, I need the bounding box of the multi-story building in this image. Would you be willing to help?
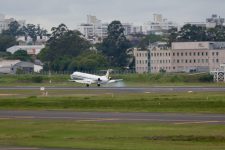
[143,14,178,35]
[0,14,25,33]
[185,14,225,29]
[206,14,225,28]
[134,42,225,74]
[78,15,138,43]
[78,15,108,44]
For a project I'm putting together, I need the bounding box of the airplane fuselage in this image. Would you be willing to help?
[71,72,109,84]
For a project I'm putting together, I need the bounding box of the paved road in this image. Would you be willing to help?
[0,86,225,93]
[0,110,225,125]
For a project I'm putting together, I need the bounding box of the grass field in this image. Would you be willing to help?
[0,73,224,87]
[0,92,225,113]
[0,120,225,150]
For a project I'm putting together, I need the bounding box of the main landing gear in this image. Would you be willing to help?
[86,84,90,87]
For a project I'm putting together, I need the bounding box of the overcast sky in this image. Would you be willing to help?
[1,0,225,31]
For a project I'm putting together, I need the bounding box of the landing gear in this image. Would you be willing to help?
[86,84,90,87]
[97,84,101,87]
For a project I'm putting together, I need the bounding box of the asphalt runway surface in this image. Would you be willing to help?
[0,110,225,125]
[0,86,225,93]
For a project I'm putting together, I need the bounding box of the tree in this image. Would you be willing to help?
[138,34,165,49]
[177,24,207,42]
[11,50,32,61]
[68,51,108,71]
[2,21,21,37]
[100,21,131,67]
[0,35,17,52]
[38,24,91,71]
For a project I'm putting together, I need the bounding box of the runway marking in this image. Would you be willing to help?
[174,121,225,125]
[1,148,39,150]
[0,115,225,124]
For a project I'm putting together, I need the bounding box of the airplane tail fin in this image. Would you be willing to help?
[105,69,111,79]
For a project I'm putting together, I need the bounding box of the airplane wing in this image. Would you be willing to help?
[108,79,123,84]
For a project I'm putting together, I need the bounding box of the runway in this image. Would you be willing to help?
[0,86,225,93]
[0,110,225,125]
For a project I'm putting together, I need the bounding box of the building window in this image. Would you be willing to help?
[189,52,192,56]
[181,53,183,56]
[189,60,192,63]
[206,52,208,56]
[194,59,196,63]
[177,53,179,56]
[177,59,180,63]
[173,53,175,56]
[216,52,219,56]
[198,52,200,56]
[212,52,215,56]
[216,59,219,63]
[186,60,188,63]
[185,52,188,56]
[194,52,196,56]
[202,52,204,56]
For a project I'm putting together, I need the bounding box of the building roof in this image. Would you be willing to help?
[0,60,21,67]
[6,45,45,55]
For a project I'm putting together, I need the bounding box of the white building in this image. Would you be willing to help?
[134,42,225,74]
[206,14,225,28]
[143,14,178,35]
[78,15,137,43]
[0,14,25,33]
[7,45,45,55]
[185,14,225,29]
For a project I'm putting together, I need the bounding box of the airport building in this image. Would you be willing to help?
[134,42,225,74]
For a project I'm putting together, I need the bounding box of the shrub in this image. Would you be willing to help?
[31,76,44,83]
[199,74,214,82]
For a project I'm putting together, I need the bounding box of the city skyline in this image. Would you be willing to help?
[0,0,225,30]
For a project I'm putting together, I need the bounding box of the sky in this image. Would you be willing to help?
[0,0,225,31]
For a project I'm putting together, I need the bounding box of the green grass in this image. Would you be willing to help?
[0,92,225,113]
[0,120,225,150]
[0,73,224,87]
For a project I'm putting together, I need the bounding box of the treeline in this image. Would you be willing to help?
[38,21,131,71]
[168,24,225,44]
[1,20,225,72]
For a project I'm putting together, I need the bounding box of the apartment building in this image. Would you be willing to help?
[135,42,225,73]
[143,14,178,35]
[78,15,138,43]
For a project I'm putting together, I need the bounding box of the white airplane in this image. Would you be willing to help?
[70,69,123,87]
